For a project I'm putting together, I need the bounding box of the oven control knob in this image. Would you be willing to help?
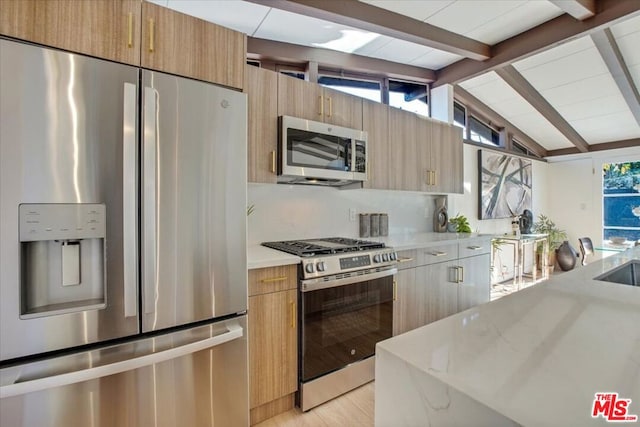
[373,254,382,263]
[305,263,315,274]
[317,261,326,272]
[382,253,389,262]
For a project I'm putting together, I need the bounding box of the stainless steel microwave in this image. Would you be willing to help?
[278,116,368,187]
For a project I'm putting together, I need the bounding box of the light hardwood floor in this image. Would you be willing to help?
[254,381,374,427]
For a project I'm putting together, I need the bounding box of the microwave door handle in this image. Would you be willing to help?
[143,86,158,315]
[0,323,244,398]
[122,83,138,317]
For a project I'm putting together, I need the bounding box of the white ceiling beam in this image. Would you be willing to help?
[245,0,491,61]
[435,0,640,87]
[590,28,640,126]
[495,65,590,153]
[549,0,596,20]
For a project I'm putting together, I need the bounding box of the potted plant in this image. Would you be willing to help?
[531,214,567,273]
[448,214,472,233]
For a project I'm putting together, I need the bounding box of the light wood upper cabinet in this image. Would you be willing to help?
[416,116,434,192]
[322,87,363,128]
[0,0,142,65]
[141,1,245,89]
[277,74,362,128]
[277,74,324,121]
[430,121,464,194]
[362,99,390,190]
[245,65,278,184]
[388,108,418,191]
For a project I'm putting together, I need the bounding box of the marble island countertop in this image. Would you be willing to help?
[375,246,640,427]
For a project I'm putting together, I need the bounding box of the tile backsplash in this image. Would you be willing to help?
[247,183,440,244]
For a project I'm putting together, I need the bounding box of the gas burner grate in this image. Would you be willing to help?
[262,237,385,257]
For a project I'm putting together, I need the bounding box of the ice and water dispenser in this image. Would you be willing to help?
[19,204,107,318]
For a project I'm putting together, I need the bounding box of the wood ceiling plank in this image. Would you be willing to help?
[549,0,596,20]
[245,0,490,60]
[495,65,590,153]
[591,28,640,126]
[435,0,640,87]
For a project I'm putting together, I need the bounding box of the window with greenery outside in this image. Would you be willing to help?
[603,162,640,242]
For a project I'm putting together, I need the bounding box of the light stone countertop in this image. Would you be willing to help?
[247,233,493,269]
[375,246,640,427]
[247,244,301,270]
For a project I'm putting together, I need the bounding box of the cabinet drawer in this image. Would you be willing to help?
[395,250,417,270]
[458,240,491,259]
[249,264,298,296]
[417,243,458,265]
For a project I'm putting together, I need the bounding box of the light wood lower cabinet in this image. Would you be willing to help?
[394,241,490,334]
[0,0,142,65]
[457,253,491,312]
[248,264,298,425]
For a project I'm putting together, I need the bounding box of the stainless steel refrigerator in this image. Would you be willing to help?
[0,38,248,426]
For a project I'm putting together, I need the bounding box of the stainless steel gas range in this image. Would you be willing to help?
[262,237,397,411]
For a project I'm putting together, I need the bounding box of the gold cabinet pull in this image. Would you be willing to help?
[429,251,447,257]
[270,150,276,173]
[457,266,464,283]
[290,301,296,328]
[425,170,431,185]
[148,18,155,52]
[327,96,332,118]
[260,276,287,283]
[318,95,323,116]
[467,245,483,250]
[393,280,397,301]
[127,13,133,48]
[398,257,414,263]
[432,170,437,186]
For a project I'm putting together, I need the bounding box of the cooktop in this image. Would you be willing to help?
[261,237,385,257]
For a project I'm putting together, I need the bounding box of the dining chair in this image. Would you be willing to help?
[578,237,594,266]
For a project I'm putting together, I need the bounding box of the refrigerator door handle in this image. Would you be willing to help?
[0,323,243,399]
[143,86,158,315]
[123,82,138,318]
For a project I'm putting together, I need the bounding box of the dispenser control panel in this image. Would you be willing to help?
[19,203,106,242]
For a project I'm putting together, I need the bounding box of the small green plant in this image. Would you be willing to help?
[532,214,567,251]
[449,213,471,233]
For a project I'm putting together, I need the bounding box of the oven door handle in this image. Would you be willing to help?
[300,267,398,292]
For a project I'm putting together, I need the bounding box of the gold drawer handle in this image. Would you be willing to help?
[149,18,155,52]
[270,150,276,173]
[393,280,397,301]
[290,301,296,328]
[127,13,133,48]
[429,251,447,257]
[431,170,437,186]
[398,257,414,263]
[318,95,324,116]
[327,96,332,117]
[467,246,483,250]
[260,276,288,283]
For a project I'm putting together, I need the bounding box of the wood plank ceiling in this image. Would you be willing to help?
[150,0,640,157]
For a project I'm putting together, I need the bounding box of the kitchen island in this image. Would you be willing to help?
[375,247,640,426]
